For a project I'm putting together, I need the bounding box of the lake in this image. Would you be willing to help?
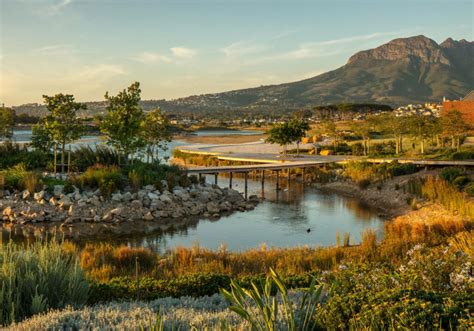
[6,128,384,252]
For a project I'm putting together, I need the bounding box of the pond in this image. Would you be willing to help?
[117,174,384,253]
[4,128,384,252]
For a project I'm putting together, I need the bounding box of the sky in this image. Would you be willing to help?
[0,0,472,106]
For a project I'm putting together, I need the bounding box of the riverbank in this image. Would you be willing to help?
[1,182,258,240]
[176,133,266,144]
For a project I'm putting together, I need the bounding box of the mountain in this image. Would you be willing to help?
[13,35,473,117]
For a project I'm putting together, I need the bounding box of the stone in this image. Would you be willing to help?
[110,207,123,216]
[143,185,155,191]
[68,205,74,215]
[2,207,13,217]
[78,199,88,207]
[33,190,45,201]
[143,211,154,221]
[94,215,101,222]
[159,194,172,203]
[131,199,143,209]
[148,192,160,201]
[111,193,123,202]
[58,196,72,208]
[122,192,133,202]
[90,196,101,207]
[22,190,30,200]
[74,192,82,201]
[206,201,220,214]
[53,185,64,197]
[49,197,57,206]
[248,195,259,202]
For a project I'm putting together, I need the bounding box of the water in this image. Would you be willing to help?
[5,128,384,252]
[122,174,384,253]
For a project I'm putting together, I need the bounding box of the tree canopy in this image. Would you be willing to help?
[0,107,15,140]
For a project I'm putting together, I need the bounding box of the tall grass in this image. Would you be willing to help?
[422,176,474,219]
[0,239,89,326]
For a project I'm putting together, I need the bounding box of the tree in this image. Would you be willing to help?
[0,106,15,140]
[37,94,86,172]
[350,120,371,156]
[100,82,145,164]
[442,110,470,151]
[265,122,295,157]
[377,114,408,155]
[31,123,54,152]
[141,108,172,163]
[407,114,437,155]
[320,120,339,151]
[288,118,310,156]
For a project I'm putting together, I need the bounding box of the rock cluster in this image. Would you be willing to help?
[0,182,258,229]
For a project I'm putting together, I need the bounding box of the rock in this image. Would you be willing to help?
[122,192,133,202]
[198,191,210,203]
[219,201,233,212]
[159,194,172,203]
[245,204,255,211]
[49,197,57,206]
[111,193,123,202]
[206,201,220,214]
[131,200,143,209]
[58,196,72,208]
[175,190,190,201]
[143,211,154,221]
[2,207,13,217]
[90,196,101,207]
[78,199,88,207]
[248,195,259,202]
[22,190,30,200]
[33,190,45,201]
[74,192,82,201]
[148,192,160,201]
[94,215,101,222]
[53,185,64,197]
[68,205,74,215]
[110,207,123,216]
[143,185,155,191]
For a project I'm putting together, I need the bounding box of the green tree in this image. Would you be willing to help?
[141,108,172,163]
[442,110,470,151]
[351,120,371,156]
[320,119,340,151]
[0,106,15,140]
[31,123,54,152]
[408,114,437,155]
[377,114,409,155]
[38,94,86,172]
[265,122,295,157]
[288,118,310,156]
[100,82,145,164]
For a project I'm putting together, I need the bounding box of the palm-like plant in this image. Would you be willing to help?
[221,268,323,331]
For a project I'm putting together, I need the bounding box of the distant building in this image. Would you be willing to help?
[442,91,474,125]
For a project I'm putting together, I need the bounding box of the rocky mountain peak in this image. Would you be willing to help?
[347,35,451,65]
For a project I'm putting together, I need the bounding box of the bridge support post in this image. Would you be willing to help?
[214,173,218,185]
[261,170,265,197]
[287,169,291,186]
[198,173,202,183]
[244,172,248,200]
[229,172,233,189]
[276,170,280,191]
[301,168,305,185]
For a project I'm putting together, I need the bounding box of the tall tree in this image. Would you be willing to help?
[320,119,339,151]
[38,94,86,172]
[141,108,172,163]
[100,82,145,164]
[265,122,295,157]
[442,110,470,151]
[408,114,436,155]
[289,118,310,156]
[377,114,408,155]
[0,106,15,140]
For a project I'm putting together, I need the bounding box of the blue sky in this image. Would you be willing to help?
[1,0,472,105]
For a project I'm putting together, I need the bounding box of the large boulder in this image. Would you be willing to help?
[206,201,220,214]
[33,190,45,201]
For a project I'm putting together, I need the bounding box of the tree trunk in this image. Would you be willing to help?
[61,142,65,173]
[399,135,403,153]
[296,142,300,156]
[366,138,370,155]
[451,136,456,149]
[395,138,400,155]
[420,140,425,154]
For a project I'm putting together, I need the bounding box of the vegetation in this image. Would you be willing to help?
[0,106,15,140]
[0,239,89,326]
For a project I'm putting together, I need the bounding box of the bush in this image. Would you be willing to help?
[73,164,125,197]
[351,142,364,156]
[464,182,474,197]
[388,161,418,177]
[439,167,464,184]
[0,142,52,170]
[0,239,89,326]
[0,164,42,192]
[452,176,469,189]
[70,145,119,172]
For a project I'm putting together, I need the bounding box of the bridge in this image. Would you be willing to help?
[178,142,474,199]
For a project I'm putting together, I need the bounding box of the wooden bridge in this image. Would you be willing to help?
[182,150,474,199]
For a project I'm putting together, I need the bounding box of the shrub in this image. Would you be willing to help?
[0,239,89,326]
[0,164,43,192]
[73,164,125,197]
[452,176,469,189]
[70,145,119,172]
[0,142,52,170]
[351,142,364,156]
[464,182,474,197]
[439,167,464,184]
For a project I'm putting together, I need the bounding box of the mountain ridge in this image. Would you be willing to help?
[13,35,474,116]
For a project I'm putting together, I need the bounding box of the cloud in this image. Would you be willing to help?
[48,0,73,14]
[170,47,197,59]
[221,41,267,58]
[78,64,126,79]
[33,44,72,55]
[133,52,171,63]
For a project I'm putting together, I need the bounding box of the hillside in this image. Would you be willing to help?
[13,35,473,117]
